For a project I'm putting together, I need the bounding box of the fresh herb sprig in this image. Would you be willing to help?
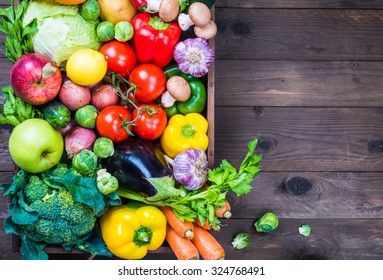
[0,0,37,62]
[0,85,43,126]
[117,138,262,229]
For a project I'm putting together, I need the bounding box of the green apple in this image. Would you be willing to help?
[9,118,64,173]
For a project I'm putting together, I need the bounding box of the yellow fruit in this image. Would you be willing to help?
[66,49,107,86]
[54,0,86,4]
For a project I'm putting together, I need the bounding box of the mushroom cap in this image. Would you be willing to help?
[188,2,211,27]
[166,76,191,101]
[194,20,217,40]
[159,0,180,22]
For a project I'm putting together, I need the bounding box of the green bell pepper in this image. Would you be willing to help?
[163,65,207,118]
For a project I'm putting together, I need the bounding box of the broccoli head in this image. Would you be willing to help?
[22,174,97,244]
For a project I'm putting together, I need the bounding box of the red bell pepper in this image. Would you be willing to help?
[131,12,182,69]
[131,0,148,11]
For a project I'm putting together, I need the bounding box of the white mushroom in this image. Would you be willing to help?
[177,2,211,31]
[159,0,180,22]
[166,76,191,101]
[146,0,162,13]
[194,20,217,40]
[161,91,177,107]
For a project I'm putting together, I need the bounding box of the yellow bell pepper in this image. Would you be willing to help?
[99,204,167,259]
[160,113,209,158]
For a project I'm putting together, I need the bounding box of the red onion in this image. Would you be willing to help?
[57,119,76,136]
[173,148,208,190]
[91,84,120,110]
[65,126,97,158]
[59,79,91,111]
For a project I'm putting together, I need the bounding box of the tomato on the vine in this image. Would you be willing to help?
[129,63,166,103]
[132,103,167,140]
[96,105,134,142]
[99,40,137,78]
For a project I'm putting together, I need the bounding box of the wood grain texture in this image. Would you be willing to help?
[0,126,12,172]
[215,60,383,107]
[215,0,383,9]
[227,172,383,219]
[211,218,383,260]
[215,8,383,61]
[214,107,383,172]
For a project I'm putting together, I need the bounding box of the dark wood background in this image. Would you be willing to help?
[1,0,383,260]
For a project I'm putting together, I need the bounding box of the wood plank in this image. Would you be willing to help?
[227,172,383,219]
[215,0,383,9]
[211,218,383,260]
[214,107,383,172]
[215,60,383,107]
[0,126,12,172]
[215,8,383,61]
[3,218,382,259]
[0,219,21,260]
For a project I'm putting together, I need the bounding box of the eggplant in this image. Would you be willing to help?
[103,138,172,197]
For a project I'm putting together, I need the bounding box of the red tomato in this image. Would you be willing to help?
[96,105,133,142]
[129,63,166,103]
[132,103,167,140]
[99,40,137,78]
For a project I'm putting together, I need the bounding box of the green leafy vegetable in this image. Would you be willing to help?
[0,86,43,126]
[22,0,101,66]
[231,233,252,249]
[117,138,262,229]
[299,224,311,236]
[254,212,279,233]
[0,165,121,260]
[0,0,37,62]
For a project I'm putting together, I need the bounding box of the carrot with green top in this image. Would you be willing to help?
[215,201,232,219]
[191,225,225,260]
[166,225,200,260]
[161,206,194,239]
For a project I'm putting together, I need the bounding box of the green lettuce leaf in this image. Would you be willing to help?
[22,0,101,66]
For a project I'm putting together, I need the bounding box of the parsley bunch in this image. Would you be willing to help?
[117,138,262,229]
[0,0,37,63]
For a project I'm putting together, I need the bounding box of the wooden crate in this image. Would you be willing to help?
[10,7,216,260]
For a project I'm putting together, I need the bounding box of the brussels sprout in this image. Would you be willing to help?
[96,169,119,195]
[80,0,101,21]
[114,21,134,42]
[299,224,311,236]
[231,233,251,250]
[72,149,98,176]
[74,105,98,129]
[97,21,115,42]
[93,137,114,158]
[254,212,279,233]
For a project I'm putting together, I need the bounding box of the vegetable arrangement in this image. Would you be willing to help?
[0,0,264,260]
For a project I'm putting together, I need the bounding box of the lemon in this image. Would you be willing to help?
[54,0,86,4]
[66,49,107,86]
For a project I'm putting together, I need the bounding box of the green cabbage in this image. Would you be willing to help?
[22,0,101,66]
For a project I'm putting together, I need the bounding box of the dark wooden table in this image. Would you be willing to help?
[1,0,383,260]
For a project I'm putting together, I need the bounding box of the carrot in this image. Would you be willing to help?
[194,218,221,231]
[215,201,232,219]
[166,225,200,260]
[191,225,225,260]
[194,218,211,230]
[161,206,194,239]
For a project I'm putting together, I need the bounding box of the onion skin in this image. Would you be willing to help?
[173,148,208,190]
[64,126,97,158]
[57,119,76,137]
[91,84,120,110]
[59,80,91,111]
